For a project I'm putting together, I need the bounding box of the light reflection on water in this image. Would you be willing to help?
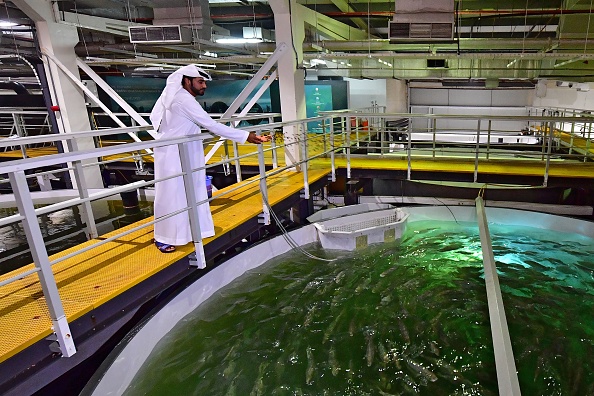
[124,220,594,396]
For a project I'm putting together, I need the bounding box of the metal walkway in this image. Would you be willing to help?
[0,166,329,365]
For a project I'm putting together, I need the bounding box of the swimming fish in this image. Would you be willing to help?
[323,311,344,343]
[250,362,268,396]
[398,318,411,344]
[306,346,315,385]
[378,340,389,364]
[223,359,236,379]
[349,317,357,336]
[304,304,317,327]
[406,358,438,382]
[365,331,375,367]
[334,270,346,284]
[429,341,440,356]
[355,277,372,294]
[329,345,340,376]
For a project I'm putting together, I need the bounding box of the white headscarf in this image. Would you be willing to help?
[150,64,212,131]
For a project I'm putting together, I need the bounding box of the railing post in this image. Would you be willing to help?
[474,118,482,183]
[346,115,352,179]
[232,141,242,183]
[12,113,28,158]
[269,117,278,169]
[585,120,592,162]
[257,139,270,225]
[407,117,412,180]
[178,142,206,269]
[66,139,98,239]
[322,118,328,154]
[543,121,554,187]
[432,117,437,158]
[301,122,310,199]
[9,170,76,357]
[486,119,492,160]
[330,116,336,182]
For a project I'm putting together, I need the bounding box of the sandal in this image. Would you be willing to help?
[154,240,176,253]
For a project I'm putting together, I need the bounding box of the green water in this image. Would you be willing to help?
[124,220,594,395]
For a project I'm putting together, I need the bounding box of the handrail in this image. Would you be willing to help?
[475,196,522,396]
[0,114,342,358]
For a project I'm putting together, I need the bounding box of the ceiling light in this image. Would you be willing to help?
[311,58,326,66]
[0,21,18,28]
[215,37,263,44]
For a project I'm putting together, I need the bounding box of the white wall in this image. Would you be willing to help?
[346,78,387,109]
[411,88,534,107]
[532,81,594,111]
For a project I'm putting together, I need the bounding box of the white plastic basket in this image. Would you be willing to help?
[314,208,409,251]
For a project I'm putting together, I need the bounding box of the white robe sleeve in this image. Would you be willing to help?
[173,93,250,143]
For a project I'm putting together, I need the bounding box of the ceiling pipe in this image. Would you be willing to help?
[210,8,594,21]
[320,8,594,18]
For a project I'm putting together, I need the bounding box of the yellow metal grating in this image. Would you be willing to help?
[0,167,330,364]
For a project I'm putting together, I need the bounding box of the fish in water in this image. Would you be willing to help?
[306,346,315,385]
[334,270,346,284]
[365,331,375,367]
[329,345,340,376]
[355,277,372,293]
[378,340,389,365]
[398,318,411,344]
[429,341,440,356]
[304,304,317,327]
[249,362,268,396]
[406,358,438,382]
[323,311,343,343]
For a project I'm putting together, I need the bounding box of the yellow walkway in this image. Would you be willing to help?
[0,166,329,364]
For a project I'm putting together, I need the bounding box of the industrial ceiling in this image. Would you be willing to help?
[2,0,594,83]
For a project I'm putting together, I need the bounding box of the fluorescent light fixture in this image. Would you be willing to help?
[0,20,18,28]
[506,59,518,68]
[203,51,218,58]
[311,58,326,66]
[215,37,262,44]
[554,58,581,68]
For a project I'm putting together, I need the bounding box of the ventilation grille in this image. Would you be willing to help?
[128,25,191,44]
[389,22,454,40]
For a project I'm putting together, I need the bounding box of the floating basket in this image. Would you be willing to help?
[314,208,408,251]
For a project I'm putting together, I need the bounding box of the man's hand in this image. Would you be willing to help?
[247,132,272,144]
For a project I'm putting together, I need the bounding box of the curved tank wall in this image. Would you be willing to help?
[84,206,594,395]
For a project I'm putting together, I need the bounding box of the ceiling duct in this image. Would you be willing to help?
[128,25,192,44]
[389,0,454,42]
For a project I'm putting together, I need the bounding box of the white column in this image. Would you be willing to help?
[270,0,307,169]
[386,79,409,113]
[14,0,103,188]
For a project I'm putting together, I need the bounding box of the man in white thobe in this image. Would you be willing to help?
[149,65,269,252]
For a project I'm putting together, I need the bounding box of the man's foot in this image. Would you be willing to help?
[154,240,176,253]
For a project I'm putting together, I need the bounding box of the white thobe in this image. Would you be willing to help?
[153,90,249,245]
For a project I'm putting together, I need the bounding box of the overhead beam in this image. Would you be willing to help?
[328,0,369,31]
[296,2,374,41]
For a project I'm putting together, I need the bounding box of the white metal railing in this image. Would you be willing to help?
[0,114,344,358]
[322,110,594,185]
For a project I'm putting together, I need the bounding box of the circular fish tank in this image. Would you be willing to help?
[85,206,594,395]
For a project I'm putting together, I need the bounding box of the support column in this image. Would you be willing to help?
[270,0,307,169]
[14,0,103,188]
[386,79,408,113]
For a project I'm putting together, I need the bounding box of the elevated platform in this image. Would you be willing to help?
[0,166,330,395]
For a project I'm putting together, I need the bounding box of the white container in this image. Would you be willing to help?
[306,203,393,223]
[314,208,409,251]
